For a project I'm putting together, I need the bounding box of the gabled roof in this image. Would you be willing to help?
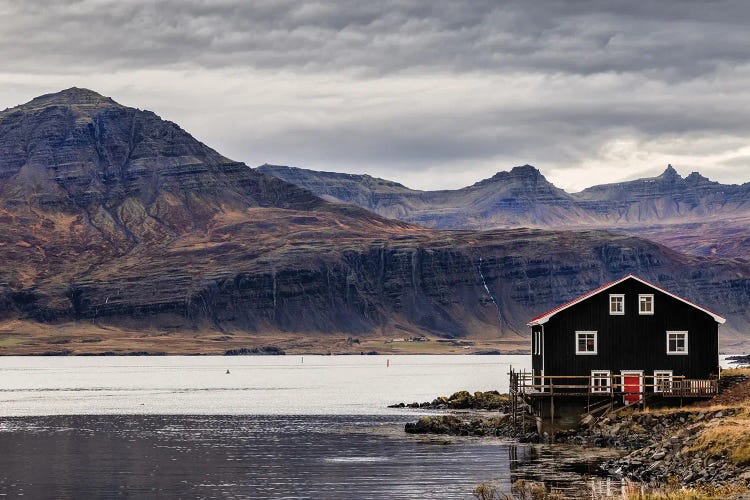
[528,274,726,326]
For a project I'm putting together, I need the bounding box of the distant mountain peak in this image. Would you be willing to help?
[659,164,682,180]
[23,87,117,110]
[686,171,711,184]
[485,165,543,183]
[509,164,542,176]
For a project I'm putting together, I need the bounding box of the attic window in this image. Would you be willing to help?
[667,331,688,355]
[639,294,654,315]
[609,294,625,315]
[576,331,597,355]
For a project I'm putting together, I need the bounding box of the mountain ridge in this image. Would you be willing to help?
[1,89,749,353]
[258,163,750,259]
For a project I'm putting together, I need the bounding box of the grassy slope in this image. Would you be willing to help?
[0,319,529,355]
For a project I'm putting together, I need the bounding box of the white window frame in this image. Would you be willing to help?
[609,294,625,315]
[638,294,654,315]
[533,331,540,355]
[666,331,688,355]
[591,370,611,393]
[653,370,673,393]
[575,331,598,355]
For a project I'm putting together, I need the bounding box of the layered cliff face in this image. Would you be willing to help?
[258,164,750,259]
[573,166,750,221]
[257,164,596,228]
[1,89,749,351]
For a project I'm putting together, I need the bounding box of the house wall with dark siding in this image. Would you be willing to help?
[531,278,719,384]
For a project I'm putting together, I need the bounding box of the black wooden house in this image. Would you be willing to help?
[512,274,724,430]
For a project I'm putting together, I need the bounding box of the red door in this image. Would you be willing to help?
[623,374,641,403]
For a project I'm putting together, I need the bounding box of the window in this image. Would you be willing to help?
[654,370,673,393]
[576,331,597,355]
[639,294,654,315]
[609,294,625,315]
[667,331,688,355]
[591,370,611,393]
[533,331,541,355]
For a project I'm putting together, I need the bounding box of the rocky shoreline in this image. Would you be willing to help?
[403,414,520,438]
[389,390,511,411]
[390,390,532,438]
[398,371,750,497]
[556,408,749,488]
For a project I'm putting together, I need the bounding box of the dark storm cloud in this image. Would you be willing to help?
[2,0,750,189]
[4,0,750,78]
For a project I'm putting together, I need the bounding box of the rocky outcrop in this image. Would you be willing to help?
[404,414,520,437]
[390,390,510,411]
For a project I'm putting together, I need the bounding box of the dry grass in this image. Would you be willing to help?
[722,367,750,377]
[625,477,749,499]
[688,412,750,466]
[472,480,564,500]
[0,337,24,347]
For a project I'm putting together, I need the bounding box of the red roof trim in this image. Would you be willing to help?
[527,274,726,326]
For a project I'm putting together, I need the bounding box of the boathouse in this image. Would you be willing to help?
[512,274,724,431]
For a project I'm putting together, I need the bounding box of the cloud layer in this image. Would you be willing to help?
[2,1,750,190]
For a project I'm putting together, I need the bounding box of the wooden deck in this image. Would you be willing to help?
[509,370,718,398]
[508,369,719,433]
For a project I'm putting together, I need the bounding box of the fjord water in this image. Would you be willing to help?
[0,356,738,498]
[0,355,524,415]
[0,355,543,498]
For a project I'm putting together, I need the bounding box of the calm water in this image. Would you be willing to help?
[0,414,504,498]
[7,354,735,498]
[0,355,527,416]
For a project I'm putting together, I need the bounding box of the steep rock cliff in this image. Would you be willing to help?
[1,89,749,348]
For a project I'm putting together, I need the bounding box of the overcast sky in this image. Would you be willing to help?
[2,1,750,191]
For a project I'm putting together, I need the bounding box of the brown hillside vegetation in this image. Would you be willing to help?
[1,89,750,352]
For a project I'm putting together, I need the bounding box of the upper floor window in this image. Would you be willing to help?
[609,294,625,315]
[667,331,688,355]
[576,331,598,355]
[639,294,654,315]
[591,370,611,393]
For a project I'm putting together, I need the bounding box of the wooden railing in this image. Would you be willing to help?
[509,369,718,398]
[667,379,718,397]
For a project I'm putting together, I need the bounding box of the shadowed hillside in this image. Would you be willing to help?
[1,89,749,353]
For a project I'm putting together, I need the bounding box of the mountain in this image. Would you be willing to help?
[573,165,750,221]
[258,164,750,259]
[257,164,597,228]
[1,89,749,353]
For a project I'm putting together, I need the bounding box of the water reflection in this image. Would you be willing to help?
[509,443,626,498]
[0,415,631,499]
[0,415,508,498]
